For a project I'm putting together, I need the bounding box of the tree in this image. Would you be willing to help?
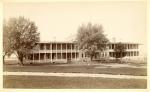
[76,22,109,61]
[113,42,127,62]
[3,21,13,64]
[3,16,40,65]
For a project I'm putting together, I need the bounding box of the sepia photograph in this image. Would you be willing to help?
[2,0,147,89]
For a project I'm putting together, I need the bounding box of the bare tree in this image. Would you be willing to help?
[3,16,40,65]
[76,22,109,62]
[3,21,13,64]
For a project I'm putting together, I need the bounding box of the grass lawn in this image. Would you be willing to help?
[3,75,147,89]
[3,63,147,76]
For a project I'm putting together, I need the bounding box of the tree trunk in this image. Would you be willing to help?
[90,55,93,62]
[115,53,117,63]
[17,52,24,65]
[120,52,122,63]
[19,56,24,65]
[3,54,6,65]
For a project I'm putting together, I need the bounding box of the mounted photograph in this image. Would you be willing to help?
[3,1,147,89]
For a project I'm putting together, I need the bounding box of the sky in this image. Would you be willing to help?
[3,1,147,56]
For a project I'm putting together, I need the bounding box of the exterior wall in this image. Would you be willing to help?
[108,43,139,60]
[27,42,140,63]
[27,42,79,63]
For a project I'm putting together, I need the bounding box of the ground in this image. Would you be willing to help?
[3,60,147,89]
[4,75,146,89]
[4,62,147,76]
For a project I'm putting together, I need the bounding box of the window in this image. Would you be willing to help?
[128,44,130,49]
[128,52,130,56]
[131,51,133,56]
[40,44,44,50]
[112,44,114,49]
[137,51,139,56]
[72,44,75,50]
[46,53,50,59]
[62,44,66,50]
[46,44,50,50]
[57,53,61,59]
[52,44,56,50]
[62,53,66,59]
[134,51,136,56]
[126,52,128,56]
[40,53,45,60]
[67,44,71,50]
[76,53,79,58]
[57,44,61,50]
[82,53,84,58]
[112,52,114,57]
[72,53,75,59]
[34,54,39,60]
[109,45,112,49]
[109,52,113,57]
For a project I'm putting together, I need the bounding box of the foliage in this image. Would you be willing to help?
[113,42,127,59]
[3,21,14,63]
[3,16,40,65]
[76,22,109,61]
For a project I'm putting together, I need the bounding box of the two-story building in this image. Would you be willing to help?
[26,41,140,63]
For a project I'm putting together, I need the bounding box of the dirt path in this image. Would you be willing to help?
[3,72,147,79]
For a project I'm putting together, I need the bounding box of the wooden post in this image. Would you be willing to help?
[71,44,72,61]
[51,43,52,63]
[45,44,46,62]
[61,43,62,61]
[56,43,57,61]
[66,43,67,61]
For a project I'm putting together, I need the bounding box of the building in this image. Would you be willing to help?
[27,41,79,63]
[26,41,140,63]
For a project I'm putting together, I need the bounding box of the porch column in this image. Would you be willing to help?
[71,44,72,60]
[61,43,62,60]
[51,43,52,63]
[39,51,40,63]
[56,43,57,60]
[75,45,76,60]
[44,44,46,62]
[66,43,67,60]
[39,44,41,63]
[78,47,80,59]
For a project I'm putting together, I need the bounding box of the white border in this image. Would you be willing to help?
[1,0,149,92]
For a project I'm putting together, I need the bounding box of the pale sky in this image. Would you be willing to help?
[3,1,147,55]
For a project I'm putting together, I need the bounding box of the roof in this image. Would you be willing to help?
[36,41,74,44]
[108,42,141,45]
[36,41,141,45]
